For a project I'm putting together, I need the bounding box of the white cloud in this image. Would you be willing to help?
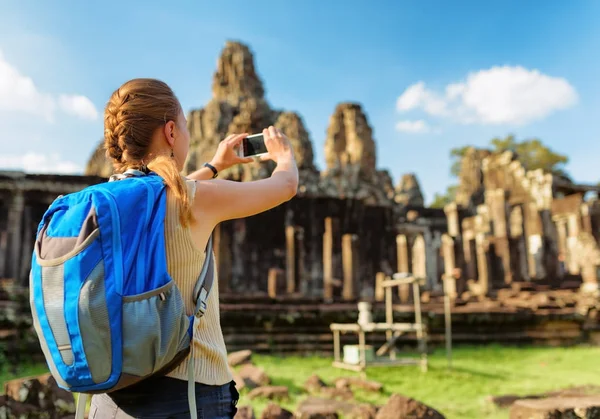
[396,82,448,117]
[0,49,98,122]
[396,119,431,134]
[59,94,98,120]
[0,50,55,121]
[396,66,578,126]
[0,152,83,174]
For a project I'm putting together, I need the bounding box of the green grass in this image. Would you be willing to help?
[235,345,600,419]
[3,345,600,418]
[0,362,49,389]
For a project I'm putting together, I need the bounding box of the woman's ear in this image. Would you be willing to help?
[163,120,176,148]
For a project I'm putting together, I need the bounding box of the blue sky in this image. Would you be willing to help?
[1,0,599,203]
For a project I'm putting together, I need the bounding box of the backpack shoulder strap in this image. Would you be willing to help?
[192,233,214,318]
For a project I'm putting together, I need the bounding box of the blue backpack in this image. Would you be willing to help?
[29,170,214,419]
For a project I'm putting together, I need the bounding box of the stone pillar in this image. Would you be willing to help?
[342,233,359,301]
[19,206,34,285]
[441,234,457,299]
[510,206,529,282]
[296,227,306,295]
[581,204,593,235]
[396,234,410,303]
[231,219,246,291]
[286,225,296,294]
[424,229,439,289]
[462,218,477,282]
[7,190,24,280]
[524,202,545,279]
[567,213,581,275]
[475,233,489,295]
[375,272,385,302]
[308,201,321,298]
[268,268,286,298]
[412,235,426,281]
[323,217,340,300]
[396,235,409,272]
[488,189,512,285]
[554,217,568,272]
[444,203,459,237]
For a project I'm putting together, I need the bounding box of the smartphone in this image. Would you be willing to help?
[238,133,268,158]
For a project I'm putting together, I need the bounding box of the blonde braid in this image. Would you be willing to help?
[102,79,193,226]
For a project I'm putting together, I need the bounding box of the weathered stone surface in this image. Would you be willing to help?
[0,395,42,418]
[320,103,389,206]
[320,386,354,401]
[274,111,321,197]
[182,42,275,182]
[377,170,396,201]
[235,405,256,419]
[247,386,289,401]
[395,173,425,207]
[297,410,338,419]
[212,41,265,104]
[296,397,356,418]
[260,403,294,419]
[334,377,383,393]
[324,103,375,176]
[375,394,445,419]
[509,396,600,419]
[455,147,491,209]
[335,377,383,392]
[273,112,315,171]
[84,140,113,178]
[304,374,327,393]
[238,364,270,389]
[347,404,378,419]
[228,349,253,367]
[2,373,76,417]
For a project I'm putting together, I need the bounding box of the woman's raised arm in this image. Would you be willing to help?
[193,126,299,223]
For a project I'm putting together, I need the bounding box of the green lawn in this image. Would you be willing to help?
[3,345,600,418]
[236,345,600,419]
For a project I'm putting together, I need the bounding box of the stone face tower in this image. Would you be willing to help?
[395,173,425,207]
[183,41,319,188]
[211,41,265,104]
[320,102,388,206]
[85,41,320,193]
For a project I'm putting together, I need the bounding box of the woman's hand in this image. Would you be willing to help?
[209,133,254,172]
[260,126,295,164]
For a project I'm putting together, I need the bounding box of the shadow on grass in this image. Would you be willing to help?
[446,366,507,380]
[271,377,305,397]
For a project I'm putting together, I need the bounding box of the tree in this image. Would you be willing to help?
[431,185,458,209]
[489,135,569,177]
[431,135,570,207]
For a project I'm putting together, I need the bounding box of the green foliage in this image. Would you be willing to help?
[448,135,569,178]
[431,185,458,209]
[489,135,569,177]
[0,362,49,393]
[237,345,600,419]
[449,146,471,178]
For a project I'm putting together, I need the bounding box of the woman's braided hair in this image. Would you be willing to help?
[103,78,193,226]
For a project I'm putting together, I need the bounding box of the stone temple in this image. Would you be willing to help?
[2,41,600,354]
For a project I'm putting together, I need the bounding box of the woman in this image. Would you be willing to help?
[89,78,298,418]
